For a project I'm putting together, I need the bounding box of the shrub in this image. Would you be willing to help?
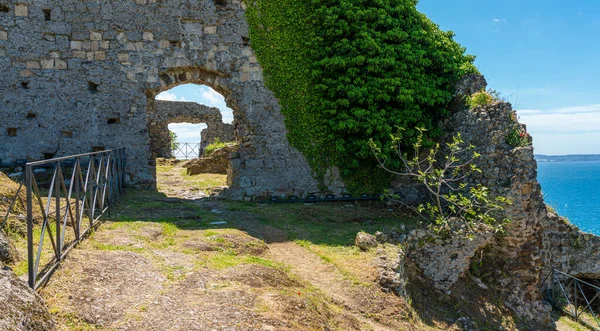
[466,90,495,108]
[204,138,235,156]
[505,128,529,148]
[169,131,179,152]
[246,0,477,192]
[372,128,511,238]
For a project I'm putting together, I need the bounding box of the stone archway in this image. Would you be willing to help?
[0,0,320,199]
[148,100,234,158]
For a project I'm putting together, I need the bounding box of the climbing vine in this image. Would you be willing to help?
[245,0,477,193]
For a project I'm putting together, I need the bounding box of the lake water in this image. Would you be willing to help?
[536,161,600,235]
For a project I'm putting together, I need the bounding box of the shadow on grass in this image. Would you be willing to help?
[107,188,422,247]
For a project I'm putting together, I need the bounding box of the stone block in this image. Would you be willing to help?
[143,31,153,41]
[40,59,54,69]
[90,31,102,41]
[0,30,7,40]
[117,53,129,62]
[0,47,5,57]
[158,39,170,49]
[26,61,40,69]
[14,4,28,17]
[19,69,33,77]
[94,51,106,61]
[55,59,67,69]
[204,26,217,34]
[72,51,85,59]
[49,51,60,58]
[70,40,82,50]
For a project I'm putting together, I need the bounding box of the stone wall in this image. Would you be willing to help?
[149,100,234,158]
[0,0,320,198]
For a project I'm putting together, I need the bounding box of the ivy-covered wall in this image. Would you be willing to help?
[245,0,476,193]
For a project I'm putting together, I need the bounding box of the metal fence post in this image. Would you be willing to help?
[574,279,579,321]
[74,158,80,239]
[26,164,34,288]
[55,162,61,260]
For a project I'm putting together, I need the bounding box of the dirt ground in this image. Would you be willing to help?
[4,164,585,331]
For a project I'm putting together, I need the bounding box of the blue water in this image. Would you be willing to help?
[537,161,600,235]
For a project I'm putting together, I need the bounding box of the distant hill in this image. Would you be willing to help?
[535,154,600,162]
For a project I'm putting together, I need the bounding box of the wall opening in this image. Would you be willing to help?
[151,82,237,199]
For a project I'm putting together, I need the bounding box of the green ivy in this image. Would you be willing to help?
[245,0,476,193]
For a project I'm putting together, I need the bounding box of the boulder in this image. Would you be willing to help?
[183,145,237,176]
[0,268,54,330]
[355,232,377,251]
[0,230,18,263]
[376,247,407,296]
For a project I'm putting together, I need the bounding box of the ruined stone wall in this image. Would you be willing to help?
[0,0,320,198]
[149,100,234,158]
[408,74,600,324]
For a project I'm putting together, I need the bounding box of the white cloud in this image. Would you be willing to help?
[493,18,506,23]
[168,123,207,142]
[517,104,600,154]
[156,91,188,102]
[196,87,234,124]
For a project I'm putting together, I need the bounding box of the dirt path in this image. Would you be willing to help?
[268,242,395,331]
[156,161,226,200]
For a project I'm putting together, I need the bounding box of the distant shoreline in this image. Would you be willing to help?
[535,154,600,163]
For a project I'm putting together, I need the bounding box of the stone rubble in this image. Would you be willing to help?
[0,267,55,331]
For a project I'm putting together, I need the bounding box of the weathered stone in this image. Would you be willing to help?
[355,232,377,251]
[376,247,407,296]
[148,101,235,158]
[0,230,18,264]
[406,226,493,292]
[0,1,320,199]
[182,144,237,175]
[14,4,28,17]
[0,268,54,330]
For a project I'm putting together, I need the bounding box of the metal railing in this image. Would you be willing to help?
[542,268,600,330]
[172,142,200,160]
[26,149,126,289]
[1,180,23,231]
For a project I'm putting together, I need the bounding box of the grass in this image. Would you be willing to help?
[3,168,531,331]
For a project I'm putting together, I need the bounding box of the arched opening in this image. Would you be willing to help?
[149,81,238,199]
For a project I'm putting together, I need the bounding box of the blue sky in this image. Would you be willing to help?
[161,1,600,154]
[417,0,600,155]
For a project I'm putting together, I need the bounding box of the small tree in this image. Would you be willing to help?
[169,130,179,152]
[371,128,510,239]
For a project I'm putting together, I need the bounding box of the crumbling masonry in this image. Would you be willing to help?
[0,0,319,199]
[149,100,234,158]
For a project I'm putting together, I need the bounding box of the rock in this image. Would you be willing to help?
[375,231,389,243]
[183,145,238,176]
[406,227,493,291]
[8,172,23,179]
[0,230,18,264]
[377,247,407,296]
[454,317,480,331]
[355,232,377,251]
[454,73,487,98]
[0,268,54,330]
